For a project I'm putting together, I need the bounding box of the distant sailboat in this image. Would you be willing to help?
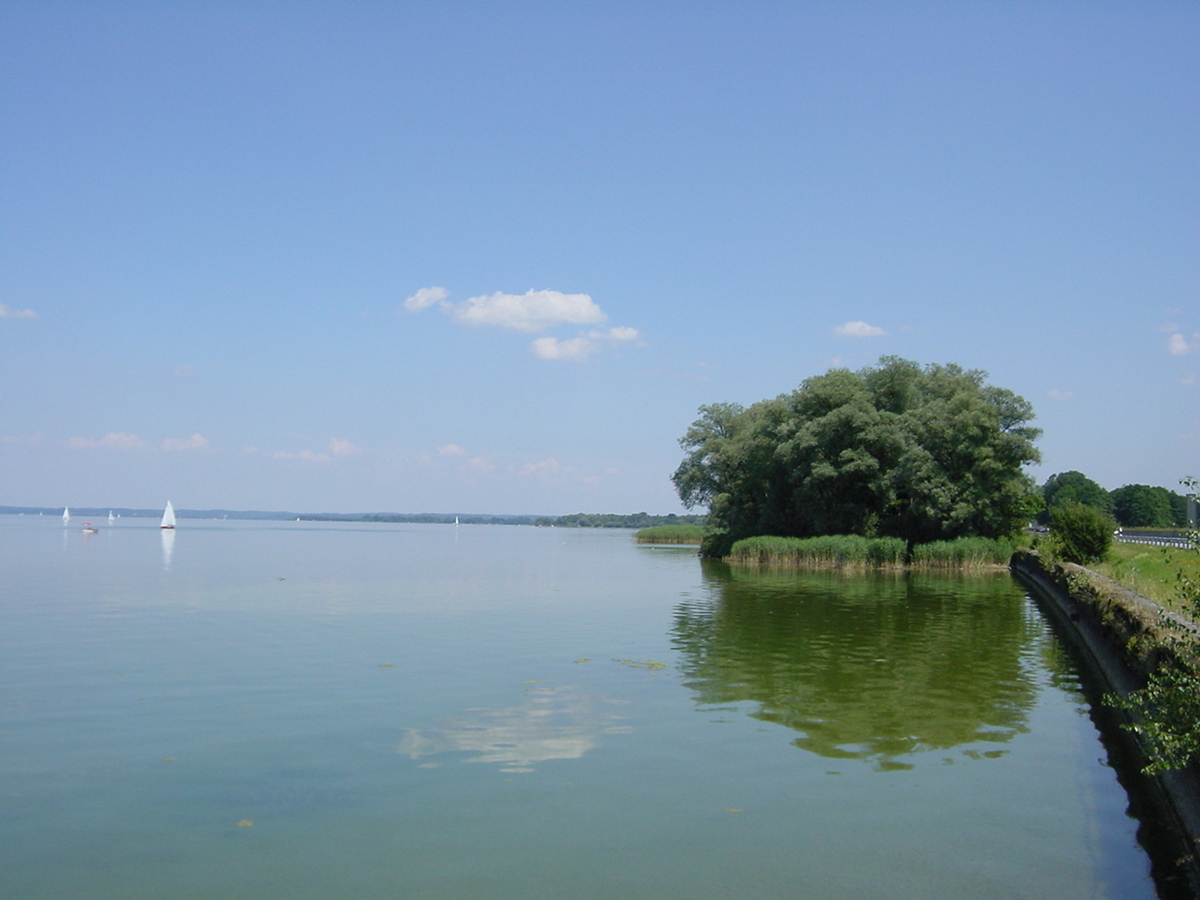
[62,507,70,524]
[160,501,176,530]
[108,510,115,524]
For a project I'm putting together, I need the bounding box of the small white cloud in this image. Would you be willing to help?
[451,290,607,332]
[0,303,37,319]
[69,432,149,450]
[532,326,642,362]
[330,438,361,457]
[438,443,468,458]
[533,336,594,361]
[834,320,886,338]
[403,286,449,313]
[522,458,570,477]
[1168,333,1198,355]
[1047,390,1074,402]
[161,433,210,451]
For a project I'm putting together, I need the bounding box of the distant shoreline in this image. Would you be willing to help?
[0,506,701,529]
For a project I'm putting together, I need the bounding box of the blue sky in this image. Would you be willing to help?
[1,2,1196,515]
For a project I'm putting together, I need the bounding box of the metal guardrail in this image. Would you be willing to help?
[1114,534,1195,549]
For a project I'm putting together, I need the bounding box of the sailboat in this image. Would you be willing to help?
[108,510,115,524]
[62,507,70,524]
[160,501,176,530]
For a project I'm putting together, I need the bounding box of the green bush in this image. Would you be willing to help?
[1048,501,1114,564]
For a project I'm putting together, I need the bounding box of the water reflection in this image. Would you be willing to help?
[398,687,630,773]
[672,563,1043,769]
[161,527,175,569]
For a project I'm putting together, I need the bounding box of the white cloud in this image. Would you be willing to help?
[834,320,886,338]
[0,303,37,319]
[438,443,468,457]
[69,432,149,450]
[1047,390,1074,402]
[533,336,594,361]
[330,438,361,457]
[403,286,449,313]
[161,433,210,451]
[450,290,607,332]
[1168,332,1198,355]
[532,326,642,362]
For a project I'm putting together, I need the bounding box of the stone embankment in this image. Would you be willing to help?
[1011,550,1200,895]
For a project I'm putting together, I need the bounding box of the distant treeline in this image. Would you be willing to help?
[533,512,707,529]
[1,506,702,529]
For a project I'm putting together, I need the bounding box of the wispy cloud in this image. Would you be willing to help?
[0,302,37,319]
[403,286,449,313]
[1047,389,1074,402]
[69,432,150,450]
[404,286,640,361]
[161,433,210,451]
[273,438,360,463]
[834,320,887,338]
[1168,332,1199,355]
[532,327,640,361]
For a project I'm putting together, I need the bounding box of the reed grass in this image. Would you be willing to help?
[726,534,907,568]
[726,534,1013,569]
[633,524,707,544]
[907,536,1013,568]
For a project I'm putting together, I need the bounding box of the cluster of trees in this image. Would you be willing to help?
[1039,471,1191,528]
[534,512,706,529]
[672,357,1042,548]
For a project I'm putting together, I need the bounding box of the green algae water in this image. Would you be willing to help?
[0,515,1164,898]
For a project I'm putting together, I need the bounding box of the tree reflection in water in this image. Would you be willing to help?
[672,562,1045,770]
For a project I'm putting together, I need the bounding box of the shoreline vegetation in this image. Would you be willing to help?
[634,529,1017,569]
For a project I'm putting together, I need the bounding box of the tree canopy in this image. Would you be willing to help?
[672,357,1041,546]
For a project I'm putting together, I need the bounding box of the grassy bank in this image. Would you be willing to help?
[1094,541,1200,619]
[633,524,707,544]
[724,534,1013,569]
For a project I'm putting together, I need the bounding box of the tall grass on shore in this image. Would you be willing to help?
[726,534,1013,569]
[633,524,707,545]
[726,534,907,568]
[908,537,1014,568]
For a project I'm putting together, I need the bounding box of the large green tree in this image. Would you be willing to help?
[673,358,1041,545]
[1040,470,1112,520]
[1110,483,1182,528]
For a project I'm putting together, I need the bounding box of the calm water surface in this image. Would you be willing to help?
[0,516,1159,898]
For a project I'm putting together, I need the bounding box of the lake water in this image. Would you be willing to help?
[0,515,1163,898]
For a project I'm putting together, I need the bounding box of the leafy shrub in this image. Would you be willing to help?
[1048,501,1114,564]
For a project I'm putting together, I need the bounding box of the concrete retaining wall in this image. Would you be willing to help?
[1011,550,1200,897]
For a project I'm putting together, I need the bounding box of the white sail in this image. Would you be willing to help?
[160,501,176,530]
[62,507,70,523]
[108,510,115,523]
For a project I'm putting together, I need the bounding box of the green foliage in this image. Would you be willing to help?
[727,534,906,567]
[535,512,706,529]
[908,537,1014,568]
[1108,476,1200,774]
[1110,483,1179,528]
[633,524,707,544]
[672,357,1041,546]
[1040,470,1112,522]
[1047,501,1113,564]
